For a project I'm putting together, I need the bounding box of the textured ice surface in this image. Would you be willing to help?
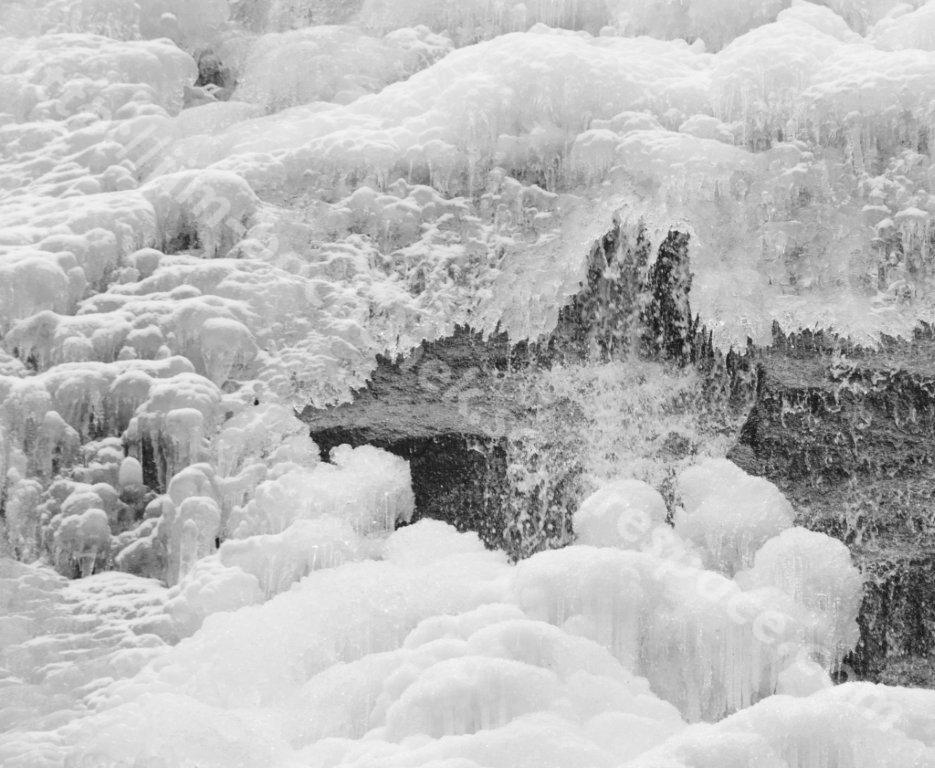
[4,2,935,767]
[0,512,931,767]
[573,478,670,550]
[675,458,795,575]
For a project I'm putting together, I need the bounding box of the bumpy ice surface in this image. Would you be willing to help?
[2,1,935,767]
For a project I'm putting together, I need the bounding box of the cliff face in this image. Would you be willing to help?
[301,226,933,686]
[728,327,935,685]
[302,328,590,559]
[301,326,542,553]
[301,223,699,559]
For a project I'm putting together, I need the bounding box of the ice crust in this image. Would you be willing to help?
[3,2,935,767]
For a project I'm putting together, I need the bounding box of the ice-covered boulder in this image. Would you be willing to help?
[165,556,262,637]
[126,371,221,487]
[573,478,669,550]
[139,170,258,259]
[234,25,452,111]
[740,526,864,669]
[51,506,111,577]
[218,516,360,597]
[674,458,794,574]
[228,443,415,538]
[0,34,196,118]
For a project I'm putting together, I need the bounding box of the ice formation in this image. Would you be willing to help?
[1,502,932,767]
[3,1,935,766]
[739,526,865,669]
[674,458,795,574]
[573,477,670,549]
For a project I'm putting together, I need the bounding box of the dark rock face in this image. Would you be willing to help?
[728,325,935,684]
[302,326,529,446]
[302,222,699,558]
[304,327,525,550]
[194,50,235,91]
[641,230,697,363]
[303,220,934,686]
[549,224,699,367]
[314,429,511,549]
[303,325,589,558]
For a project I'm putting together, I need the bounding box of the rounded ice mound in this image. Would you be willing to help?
[140,170,258,259]
[218,516,360,598]
[776,657,833,697]
[0,34,196,118]
[574,478,668,549]
[234,25,452,111]
[199,316,258,385]
[743,526,863,668]
[383,655,559,740]
[214,402,318,477]
[166,556,263,637]
[51,506,111,577]
[871,1,935,51]
[674,458,794,575]
[383,518,489,565]
[117,456,143,488]
[676,458,746,512]
[228,443,415,538]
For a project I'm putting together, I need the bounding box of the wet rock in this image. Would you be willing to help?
[302,222,698,557]
[303,325,588,557]
[304,327,524,550]
[301,224,934,686]
[729,325,935,685]
[194,49,235,92]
